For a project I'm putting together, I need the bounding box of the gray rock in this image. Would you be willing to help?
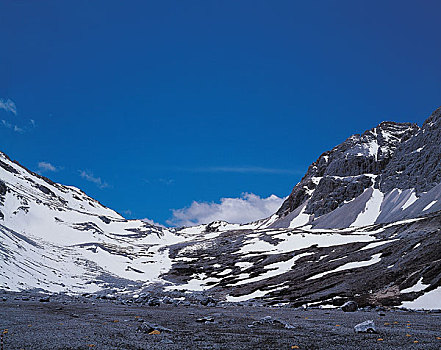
[250,316,295,329]
[39,296,50,302]
[341,301,358,312]
[196,316,214,323]
[354,320,377,333]
[138,322,173,333]
[148,298,160,306]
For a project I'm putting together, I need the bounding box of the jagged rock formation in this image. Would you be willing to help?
[269,107,441,229]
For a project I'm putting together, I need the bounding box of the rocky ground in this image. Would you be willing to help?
[0,292,440,350]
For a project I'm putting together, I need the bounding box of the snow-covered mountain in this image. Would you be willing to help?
[1,107,440,309]
[267,107,441,229]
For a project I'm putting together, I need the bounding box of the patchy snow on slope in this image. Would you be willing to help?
[234,252,313,286]
[401,190,418,210]
[307,253,382,280]
[238,230,377,256]
[225,285,287,302]
[400,278,429,294]
[360,239,398,251]
[289,203,310,228]
[423,200,437,211]
[401,286,441,309]
[351,188,384,227]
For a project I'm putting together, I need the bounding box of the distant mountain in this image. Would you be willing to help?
[267,107,441,229]
[0,107,440,309]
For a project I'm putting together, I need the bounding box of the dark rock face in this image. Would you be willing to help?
[99,216,111,224]
[0,181,6,196]
[381,107,441,194]
[37,184,55,197]
[277,121,419,218]
[306,175,373,217]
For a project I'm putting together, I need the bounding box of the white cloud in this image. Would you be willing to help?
[142,218,165,228]
[167,192,285,227]
[0,99,35,133]
[79,170,109,189]
[0,98,17,115]
[38,161,59,172]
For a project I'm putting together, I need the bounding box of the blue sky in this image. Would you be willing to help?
[1,0,440,226]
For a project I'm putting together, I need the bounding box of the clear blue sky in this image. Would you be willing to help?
[1,0,440,225]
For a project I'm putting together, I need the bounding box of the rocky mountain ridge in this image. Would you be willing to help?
[269,107,441,229]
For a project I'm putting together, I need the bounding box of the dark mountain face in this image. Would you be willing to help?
[380,107,441,194]
[272,108,441,229]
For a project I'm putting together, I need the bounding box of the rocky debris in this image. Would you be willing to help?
[138,322,173,333]
[2,297,7,302]
[37,184,55,197]
[196,316,215,323]
[39,296,50,302]
[200,296,217,306]
[341,301,358,312]
[21,296,30,301]
[99,216,111,224]
[148,298,161,307]
[354,320,377,333]
[70,313,79,318]
[248,316,295,329]
[0,181,6,197]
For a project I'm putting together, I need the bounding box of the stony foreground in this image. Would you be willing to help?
[0,294,440,350]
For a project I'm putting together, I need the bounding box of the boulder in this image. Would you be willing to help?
[354,320,377,333]
[341,301,358,312]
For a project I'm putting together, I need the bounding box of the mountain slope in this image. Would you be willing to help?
[268,107,441,229]
[0,107,440,309]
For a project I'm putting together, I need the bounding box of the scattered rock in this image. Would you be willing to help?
[39,296,50,302]
[249,316,295,329]
[354,320,377,333]
[196,316,215,323]
[200,296,217,306]
[22,296,30,301]
[148,298,160,307]
[71,313,80,318]
[138,322,173,333]
[341,301,358,312]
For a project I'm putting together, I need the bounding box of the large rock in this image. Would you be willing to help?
[341,301,358,312]
[354,320,377,333]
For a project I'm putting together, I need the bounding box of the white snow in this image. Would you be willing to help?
[400,278,429,294]
[351,188,384,227]
[360,239,398,251]
[401,286,441,310]
[289,203,311,228]
[307,253,382,280]
[225,285,287,302]
[235,262,253,270]
[226,289,268,302]
[401,191,418,210]
[233,252,313,286]
[423,200,437,211]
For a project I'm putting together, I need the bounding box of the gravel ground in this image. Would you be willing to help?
[1,296,440,350]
